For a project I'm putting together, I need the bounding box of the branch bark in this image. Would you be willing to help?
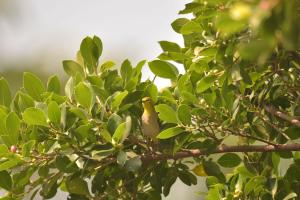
[141,143,300,163]
[265,105,300,128]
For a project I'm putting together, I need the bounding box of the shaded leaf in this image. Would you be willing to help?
[0,171,12,191]
[117,151,127,166]
[66,177,90,196]
[125,157,142,172]
[217,153,241,168]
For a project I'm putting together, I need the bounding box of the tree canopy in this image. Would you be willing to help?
[0,0,300,199]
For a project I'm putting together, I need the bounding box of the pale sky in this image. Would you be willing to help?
[0,0,190,87]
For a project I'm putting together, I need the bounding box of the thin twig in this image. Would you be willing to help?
[265,105,300,128]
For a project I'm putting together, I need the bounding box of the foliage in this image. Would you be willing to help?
[0,0,300,199]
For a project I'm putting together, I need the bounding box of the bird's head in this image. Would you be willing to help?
[142,97,155,112]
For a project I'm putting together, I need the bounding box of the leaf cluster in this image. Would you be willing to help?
[0,0,300,199]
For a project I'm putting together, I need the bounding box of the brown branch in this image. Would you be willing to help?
[265,105,300,128]
[141,143,300,162]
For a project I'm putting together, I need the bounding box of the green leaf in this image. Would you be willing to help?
[177,104,191,125]
[240,68,252,85]
[107,114,122,134]
[178,170,197,186]
[125,156,142,172]
[23,72,45,101]
[48,101,61,125]
[112,122,126,144]
[179,2,202,14]
[0,159,20,171]
[93,35,103,59]
[180,21,202,35]
[148,60,178,80]
[40,173,59,199]
[17,92,35,112]
[74,82,94,110]
[134,60,146,76]
[100,61,115,72]
[63,60,85,77]
[0,109,7,135]
[215,13,246,36]
[159,41,181,52]
[285,126,300,140]
[23,107,48,127]
[145,84,158,103]
[111,91,128,111]
[205,187,221,200]
[171,18,190,33]
[203,91,217,105]
[80,36,99,73]
[47,75,61,94]
[122,90,144,105]
[157,127,185,139]
[155,104,178,123]
[235,165,255,178]
[163,174,177,197]
[217,153,241,168]
[69,108,88,120]
[117,151,127,166]
[286,163,300,182]
[65,77,75,101]
[66,177,90,196]
[55,155,78,173]
[244,176,266,195]
[196,75,217,93]
[0,171,12,191]
[121,116,132,143]
[0,77,11,108]
[0,144,10,157]
[22,140,35,157]
[76,124,92,140]
[120,59,133,85]
[203,160,225,183]
[100,128,112,143]
[5,112,20,145]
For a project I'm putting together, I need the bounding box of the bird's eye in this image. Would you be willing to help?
[142,97,151,103]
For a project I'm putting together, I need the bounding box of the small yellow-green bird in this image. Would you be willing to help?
[141,97,160,140]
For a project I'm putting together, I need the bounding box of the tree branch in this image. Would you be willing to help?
[265,105,300,128]
[141,143,300,162]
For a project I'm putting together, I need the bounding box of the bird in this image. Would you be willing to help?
[141,97,160,141]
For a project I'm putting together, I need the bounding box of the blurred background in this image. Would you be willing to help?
[0,0,206,199]
[0,0,188,92]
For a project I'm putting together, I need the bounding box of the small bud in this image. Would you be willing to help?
[10,145,17,153]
